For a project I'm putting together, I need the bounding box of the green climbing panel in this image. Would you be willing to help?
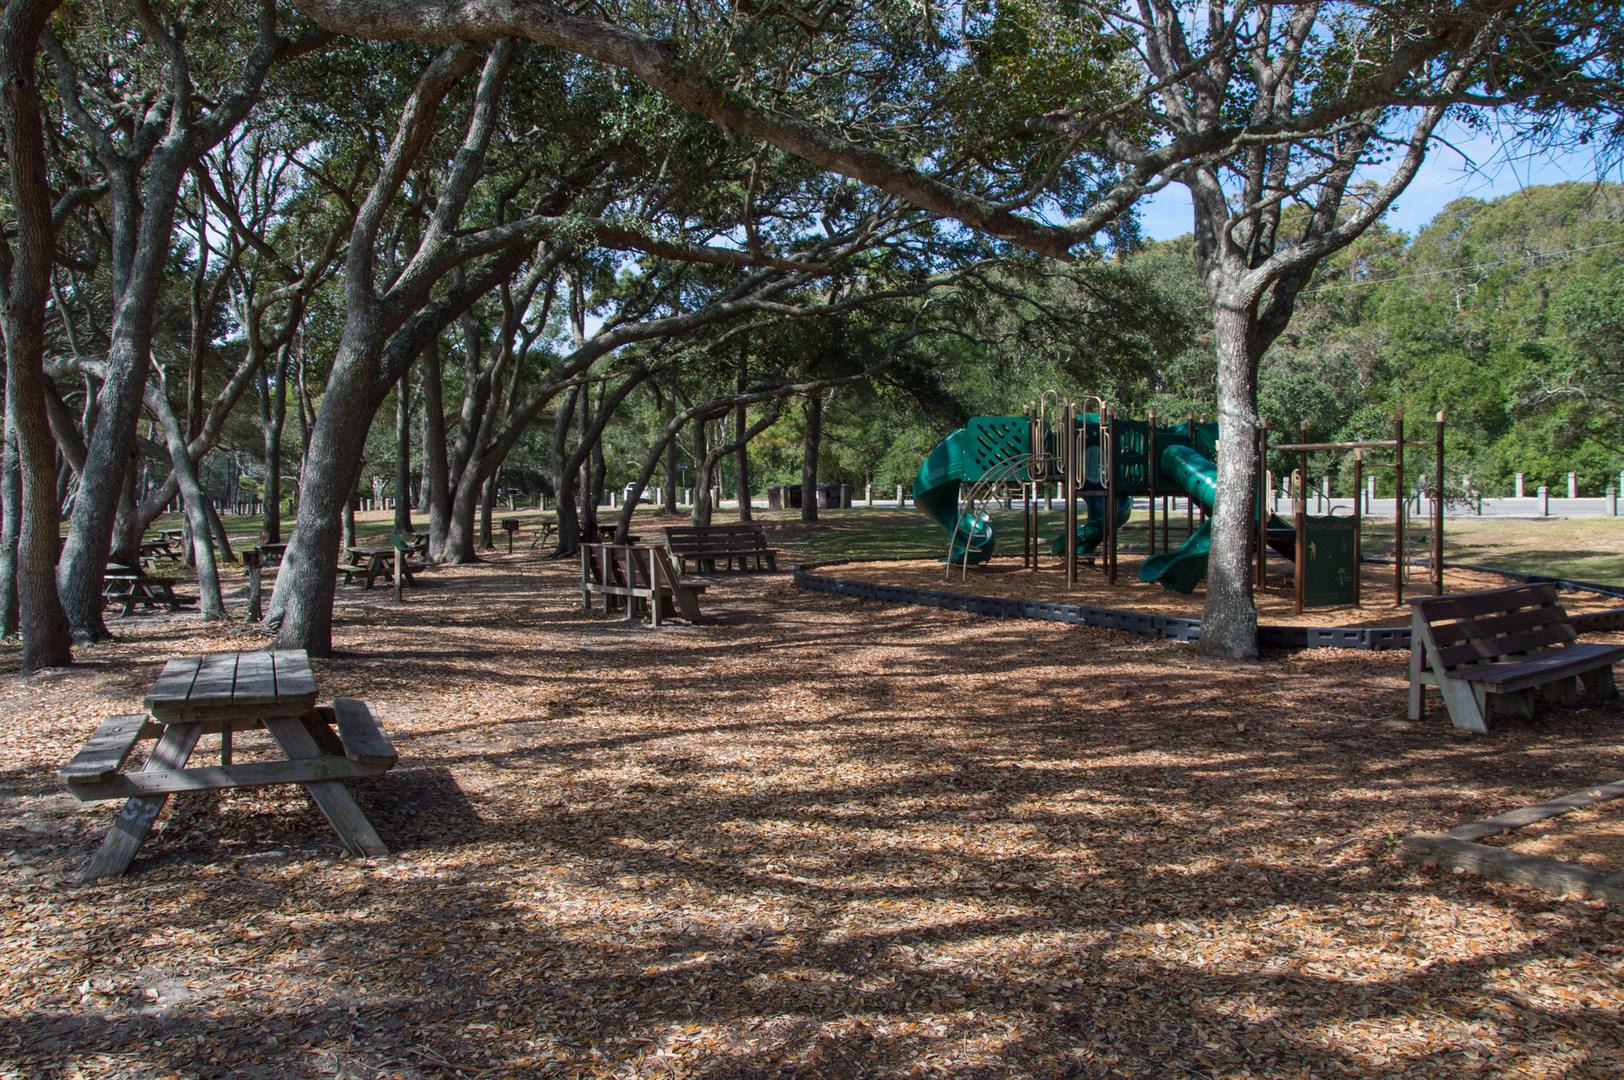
[1111,419,1151,492]
[962,417,1032,482]
[1301,514,1359,607]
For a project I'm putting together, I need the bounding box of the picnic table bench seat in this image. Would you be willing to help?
[1409,582,1624,733]
[663,523,779,574]
[332,697,398,766]
[581,543,706,625]
[59,713,157,784]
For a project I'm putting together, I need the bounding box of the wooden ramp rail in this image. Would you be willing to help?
[1409,582,1624,732]
[581,543,706,625]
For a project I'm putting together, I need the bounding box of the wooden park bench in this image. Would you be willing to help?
[581,543,706,625]
[102,563,195,617]
[1409,582,1624,733]
[663,523,779,574]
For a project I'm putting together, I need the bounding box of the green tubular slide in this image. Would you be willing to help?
[914,427,996,564]
[1049,494,1134,556]
[1139,444,1294,593]
[1139,444,1218,593]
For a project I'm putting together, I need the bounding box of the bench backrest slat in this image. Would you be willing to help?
[1428,603,1569,647]
[666,537,764,552]
[1411,581,1559,621]
[664,525,770,560]
[664,524,765,537]
[1435,622,1578,669]
[1414,581,1586,671]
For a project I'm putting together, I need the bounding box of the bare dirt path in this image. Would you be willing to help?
[2,552,1621,1079]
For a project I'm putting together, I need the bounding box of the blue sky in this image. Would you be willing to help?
[1135,123,1610,243]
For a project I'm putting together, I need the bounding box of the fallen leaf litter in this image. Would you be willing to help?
[1,544,1621,1079]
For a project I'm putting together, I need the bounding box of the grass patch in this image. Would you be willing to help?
[142,504,1624,587]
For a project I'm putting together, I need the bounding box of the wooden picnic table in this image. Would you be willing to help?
[258,542,289,565]
[343,543,412,590]
[581,543,705,625]
[59,650,396,881]
[138,537,178,566]
[102,562,194,617]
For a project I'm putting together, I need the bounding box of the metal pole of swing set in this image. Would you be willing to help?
[1256,419,1268,593]
[1065,398,1078,591]
[1147,409,1157,557]
[1298,421,1309,614]
[1187,411,1196,535]
[1433,410,1445,596]
[1394,409,1405,608]
[1294,465,1307,616]
[1024,402,1035,570]
[1022,404,1031,569]
[1106,407,1118,585]
[1353,449,1363,608]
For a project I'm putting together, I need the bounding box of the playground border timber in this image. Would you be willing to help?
[794,558,1624,652]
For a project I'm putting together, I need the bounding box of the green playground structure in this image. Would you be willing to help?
[914,399,1444,609]
[914,428,998,565]
[914,407,1232,588]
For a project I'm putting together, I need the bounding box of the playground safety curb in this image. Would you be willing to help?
[794,559,1624,652]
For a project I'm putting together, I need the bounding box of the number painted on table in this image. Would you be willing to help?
[117,800,160,826]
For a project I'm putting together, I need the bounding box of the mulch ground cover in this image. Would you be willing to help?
[824,558,1624,629]
[2,542,1622,1079]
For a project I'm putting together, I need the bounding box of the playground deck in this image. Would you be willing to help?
[4,552,1622,1079]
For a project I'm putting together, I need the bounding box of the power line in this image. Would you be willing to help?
[1300,237,1624,296]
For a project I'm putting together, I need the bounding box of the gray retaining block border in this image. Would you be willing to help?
[794,558,1624,653]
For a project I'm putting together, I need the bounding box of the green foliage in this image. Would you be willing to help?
[1230,183,1624,496]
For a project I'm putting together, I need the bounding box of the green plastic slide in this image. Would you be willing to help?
[1139,444,1294,593]
[1138,444,1218,593]
[1049,494,1134,556]
[914,427,996,563]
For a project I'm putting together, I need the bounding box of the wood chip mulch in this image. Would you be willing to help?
[2,550,1622,1079]
[1498,806,1624,875]
[828,557,1624,629]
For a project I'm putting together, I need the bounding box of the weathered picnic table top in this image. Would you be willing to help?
[144,650,317,721]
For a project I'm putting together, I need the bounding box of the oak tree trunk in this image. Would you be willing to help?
[394,373,413,532]
[735,404,752,522]
[422,338,451,558]
[1198,295,1263,661]
[0,396,21,637]
[801,392,822,523]
[479,469,496,548]
[0,0,74,667]
[662,393,677,514]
